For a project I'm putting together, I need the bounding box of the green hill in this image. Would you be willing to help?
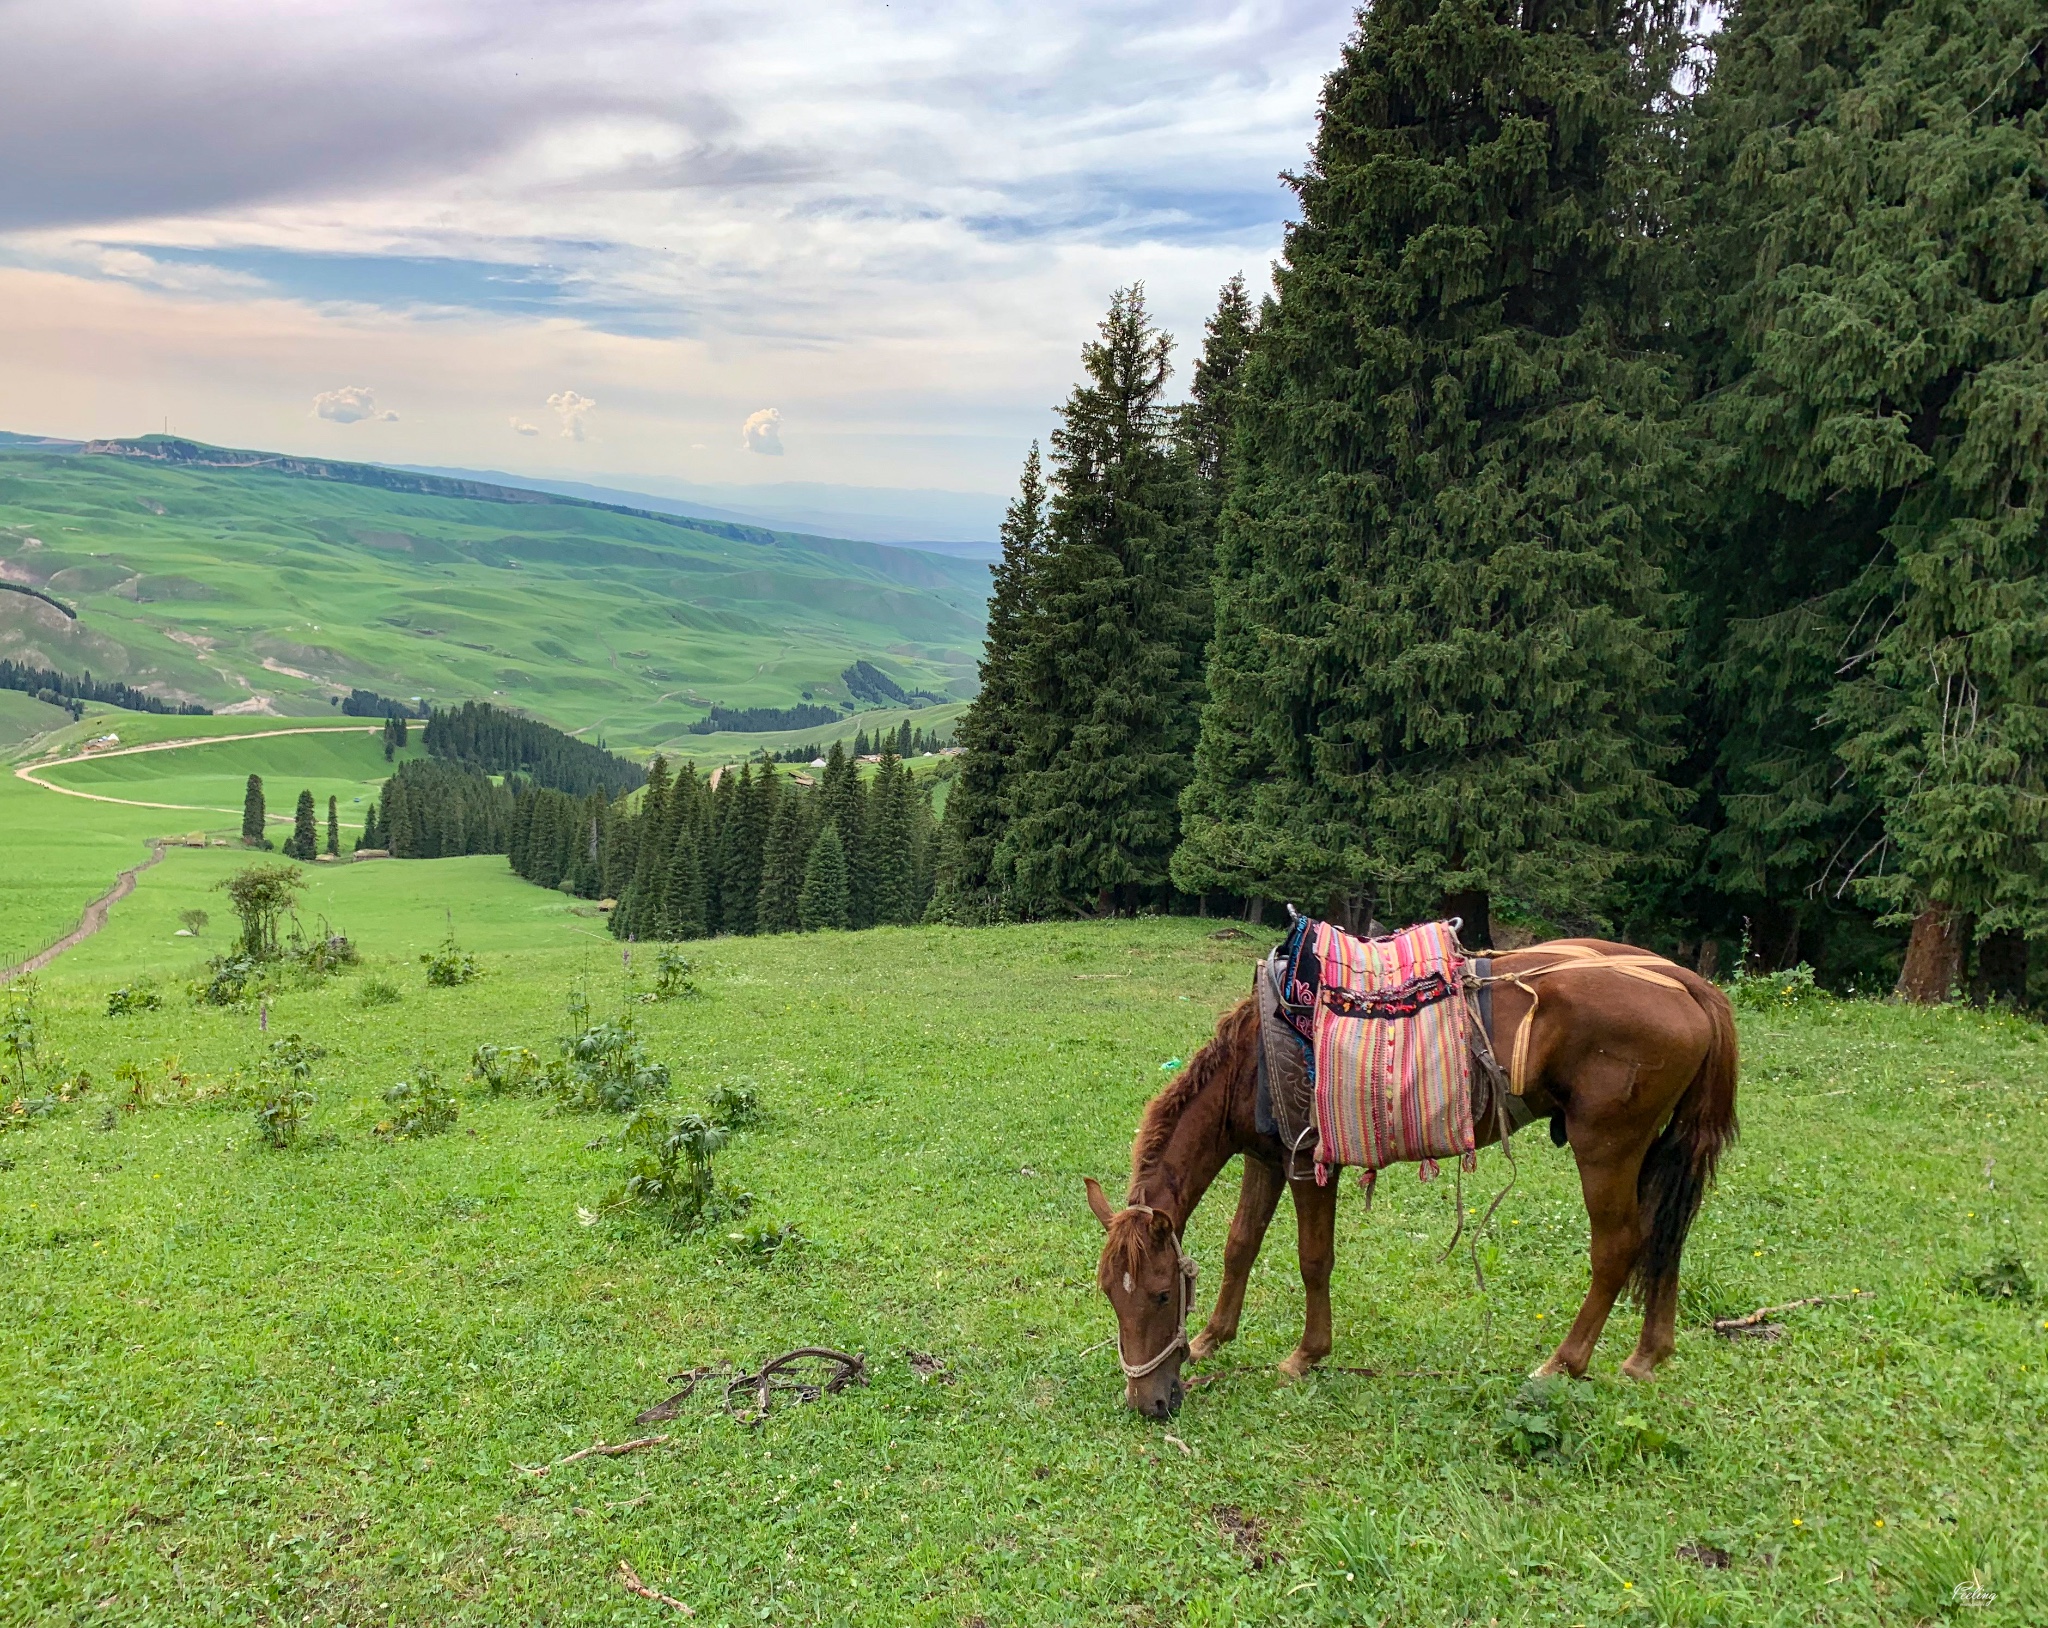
[0,437,988,749]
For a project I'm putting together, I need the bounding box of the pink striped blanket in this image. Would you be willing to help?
[1305,918,1474,1195]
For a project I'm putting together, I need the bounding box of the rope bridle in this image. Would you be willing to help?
[1114,1204,1200,1381]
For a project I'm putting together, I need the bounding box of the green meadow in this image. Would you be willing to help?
[1,734,2043,1626]
[0,444,987,747]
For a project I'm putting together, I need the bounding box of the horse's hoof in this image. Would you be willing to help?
[1276,1353,1320,1381]
[1621,1352,1668,1382]
[1189,1331,1226,1361]
[1530,1356,1581,1381]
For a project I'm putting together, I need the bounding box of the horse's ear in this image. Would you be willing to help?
[1083,1177,1116,1230]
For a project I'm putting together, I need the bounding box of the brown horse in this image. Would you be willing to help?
[1085,940,1738,1417]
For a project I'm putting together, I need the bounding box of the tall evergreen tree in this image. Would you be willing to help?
[818,742,869,924]
[756,785,814,934]
[1181,273,1256,500]
[326,795,340,858]
[1692,0,2048,1001]
[936,443,1048,918]
[863,753,916,925]
[241,774,267,845]
[798,822,852,931]
[1175,0,1688,941]
[287,789,318,860]
[996,286,1208,915]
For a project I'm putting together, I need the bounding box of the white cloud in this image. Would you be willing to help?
[311,384,395,424]
[742,406,783,456]
[510,417,540,436]
[546,389,596,440]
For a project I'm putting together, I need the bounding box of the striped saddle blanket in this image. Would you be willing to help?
[1268,915,1476,1195]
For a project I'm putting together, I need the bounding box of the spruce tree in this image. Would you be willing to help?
[937,443,1047,918]
[863,753,916,925]
[1694,0,2048,1000]
[326,796,340,858]
[818,742,868,924]
[357,798,381,853]
[798,822,851,931]
[1181,273,1256,502]
[620,758,674,938]
[1176,0,1688,940]
[288,789,318,860]
[241,774,267,846]
[996,286,1207,915]
[756,786,813,934]
[383,776,414,859]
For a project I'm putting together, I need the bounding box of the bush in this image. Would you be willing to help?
[380,1068,459,1138]
[1496,1375,1581,1464]
[356,976,402,1009]
[1728,962,1832,1012]
[421,934,480,987]
[253,1033,324,1150]
[727,1217,801,1262]
[1954,1255,2035,1303]
[549,1017,670,1113]
[708,1082,762,1129]
[105,985,161,1016]
[603,1108,749,1235]
[289,921,358,979]
[647,945,699,1002]
[193,954,259,1007]
[469,1043,539,1095]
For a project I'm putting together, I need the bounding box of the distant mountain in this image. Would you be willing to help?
[0,434,987,748]
[399,465,1006,558]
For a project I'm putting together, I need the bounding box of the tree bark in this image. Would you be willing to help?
[1895,905,1965,1004]
[1969,928,2028,1008]
[1440,888,1492,950]
[1245,896,1266,926]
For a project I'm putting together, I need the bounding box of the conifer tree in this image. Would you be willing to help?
[1693,0,2048,1001]
[818,742,868,924]
[241,774,267,846]
[798,822,851,931]
[863,753,916,925]
[357,798,381,853]
[619,758,674,938]
[383,776,413,859]
[1176,0,1688,940]
[1181,273,1256,503]
[997,286,1207,914]
[937,443,1048,918]
[287,789,318,860]
[326,796,340,858]
[756,786,814,934]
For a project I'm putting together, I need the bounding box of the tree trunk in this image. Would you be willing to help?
[1894,905,1965,1004]
[1245,896,1266,926]
[1748,902,1800,971]
[1440,888,1492,950]
[1969,928,2028,1008]
[1696,939,1722,982]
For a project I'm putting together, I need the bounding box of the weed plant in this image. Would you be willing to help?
[547,1013,669,1112]
[379,1067,459,1138]
[104,984,161,1016]
[603,1107,748,1235]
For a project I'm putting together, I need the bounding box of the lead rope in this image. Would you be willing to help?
[1433,979,1522,1336]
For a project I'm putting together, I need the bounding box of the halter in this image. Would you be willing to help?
[1114,1204,1200,1380]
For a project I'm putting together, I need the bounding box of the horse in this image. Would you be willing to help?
[1084,938,1739,1417]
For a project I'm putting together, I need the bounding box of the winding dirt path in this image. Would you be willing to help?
[0,840,169,984]
[13,724,378,814]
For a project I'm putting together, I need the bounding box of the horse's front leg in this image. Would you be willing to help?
[1189,1155,1285,1361]
[1278,1174,1338,1379]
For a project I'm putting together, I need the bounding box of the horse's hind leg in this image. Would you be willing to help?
[1190,1156,1285,1361]
[1538,1146,1646,1380]
[1278,1174,1338,1379]
[1624,1270,1680,1381]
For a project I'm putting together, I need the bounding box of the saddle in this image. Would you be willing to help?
[1253,913,1533,1188]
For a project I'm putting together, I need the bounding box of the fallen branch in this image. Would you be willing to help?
[517,1434,670,1476]
[726,1347,866,1426]
[1712,1290,1870,1338]
[617,1560,694,1616]
[1161,1433,1193,1456]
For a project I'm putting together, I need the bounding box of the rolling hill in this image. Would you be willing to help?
[0,436,989,750]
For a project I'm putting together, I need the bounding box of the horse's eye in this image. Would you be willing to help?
[1154,1291,1170,1306]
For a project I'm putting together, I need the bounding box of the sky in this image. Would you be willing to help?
[0,0,1358,512]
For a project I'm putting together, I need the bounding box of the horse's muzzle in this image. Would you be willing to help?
[1126,1373,1184,1418]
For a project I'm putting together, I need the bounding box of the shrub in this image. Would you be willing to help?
[604,1108,749,1235]
[469,1043,539,1095]
[1954,1256,2035,1303]
[549,1017,670,1113]
[178,908,209,937]
[727,1217,801,1262]
[708,1082,762,1129]
[1728,962,1831,1012]
[193,954,259,1007]
[3,977,42,1095]
[253,1034,324,1150]
[105,985,161,1016]
[421,933,480,987]
[1496,1375,1581,1464]
[356,976,402,1009]
[218,863,305,960]
[647,945,699,1002]
[380,1068,459,1138]
[288,918,359,979]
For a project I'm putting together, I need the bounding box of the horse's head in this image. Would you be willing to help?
[1085,1177,1196,1418]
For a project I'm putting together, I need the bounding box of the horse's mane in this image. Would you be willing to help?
[1126,996,1256,1203]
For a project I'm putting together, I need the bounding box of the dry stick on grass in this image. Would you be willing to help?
[725,1346,866,1425]
[517,1434,670,1477]
[1711,1290,1871,1337]
[617,1560,694,1616]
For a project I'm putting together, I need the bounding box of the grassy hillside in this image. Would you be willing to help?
[0,440,988,749]
[1,877,2041,1625]
[0,688,72,750]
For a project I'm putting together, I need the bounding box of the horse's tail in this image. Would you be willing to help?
[1631,972,1740,1302]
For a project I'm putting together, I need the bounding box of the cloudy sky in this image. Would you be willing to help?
[0,1,1355,506]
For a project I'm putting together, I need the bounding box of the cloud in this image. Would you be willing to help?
[742,406,783,456]
[510,417,540,436]
[546,389,596,439]
[312,385,396,424]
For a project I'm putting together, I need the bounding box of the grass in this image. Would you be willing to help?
[0,445,987,747]
[0,689,74,751]
[2,846,2043,1624]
